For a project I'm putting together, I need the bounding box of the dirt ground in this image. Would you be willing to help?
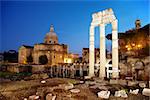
[0,78,149,100]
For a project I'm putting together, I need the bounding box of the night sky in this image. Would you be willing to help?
[0,0,149,55]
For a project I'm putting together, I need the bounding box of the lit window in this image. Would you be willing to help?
[137,44,142,48]
[132,43,135,46]
[125,45,128,48]
[127,48,131,51]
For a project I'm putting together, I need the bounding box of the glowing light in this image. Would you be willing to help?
[127,47,131,51]
[125,45,128,48]
[64,58,72,63]
[23,60,27,64]
[132,43,135,46]
[137,44,142,48]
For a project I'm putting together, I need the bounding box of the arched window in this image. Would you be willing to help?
[39,55,48,64]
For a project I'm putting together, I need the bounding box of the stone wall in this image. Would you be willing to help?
[7,64,31,73]
[32,65,46,74]
[18,46,33,64]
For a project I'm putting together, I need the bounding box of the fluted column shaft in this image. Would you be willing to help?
[89,25,95,77]
[99,24,106,79]
[112,20,119,78]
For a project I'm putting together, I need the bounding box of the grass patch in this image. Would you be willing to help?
[0,72,32,78]
[0,72,15,78]
[68,79,77,84]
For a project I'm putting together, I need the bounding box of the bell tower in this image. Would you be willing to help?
[135,19,141,30]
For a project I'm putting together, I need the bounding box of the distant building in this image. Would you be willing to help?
[18,25,79,65]
[82,48,100,63]
[135,19,141,30]
[0,53,3,62]
[107,20,150,57]
[3,50,18,63]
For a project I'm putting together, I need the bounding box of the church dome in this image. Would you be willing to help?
[44,25,58,44]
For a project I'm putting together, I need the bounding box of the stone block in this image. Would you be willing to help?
[84,76,91,80]
[129,89,139,95]
[29,95,40,100]
[142,88,150,96]
[110,79,118,84]
[115,90,128,98]
[46,93,56,100]
[128,81,137,86]
[64,83,74,90]
[70,89,80,93]
[118,80,127,86]
[41,80,46,84]
[139,82,146,88]
[97,91,110,99]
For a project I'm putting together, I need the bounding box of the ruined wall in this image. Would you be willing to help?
[18,46,33,64]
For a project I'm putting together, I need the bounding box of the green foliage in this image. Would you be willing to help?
[15,72,32,76]
[68,79,77,84]
[0,72,14,78]
[0,72,32,78]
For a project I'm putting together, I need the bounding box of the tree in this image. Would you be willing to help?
[39,55,48,65]
[3,50,18,63]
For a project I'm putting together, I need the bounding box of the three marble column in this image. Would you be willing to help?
[89,8,119,79]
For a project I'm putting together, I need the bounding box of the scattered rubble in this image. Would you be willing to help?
[79,81,84,84]
[115,90,128,98]
[128,81,138,86]
[29,95,40,100]
[46,93,56,100]
[0,78,149,100]
[139,82,146,88]
[97,90,110,99]
[142,88,150,96]
[84,76,91,80]
[23,98,27,100]
[110,79,118,84]
[70,89,80,93]
[41,80,46,84]
[64,83,74,90]
[129,89,139,95]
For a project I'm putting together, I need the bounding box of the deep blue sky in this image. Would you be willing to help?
[0,0,149,55]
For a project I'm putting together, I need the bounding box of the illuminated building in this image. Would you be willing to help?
[18,25,79,65]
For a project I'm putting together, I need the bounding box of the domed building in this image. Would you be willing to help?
[44,25,58,44]
[18,25,79,65]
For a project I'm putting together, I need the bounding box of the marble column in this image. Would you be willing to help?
[79,64,83,77]
[89,25,95,77]
[99,24,106,79]
[112,20,119,78]
[62,65,65,78]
